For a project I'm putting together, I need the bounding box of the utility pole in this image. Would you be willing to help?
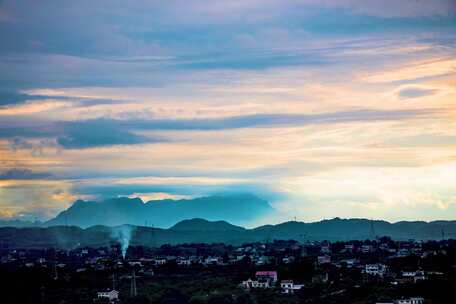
[53,262,58,280]
[150,224,154,248]
[130,270,137,297]
[53,251,58,280]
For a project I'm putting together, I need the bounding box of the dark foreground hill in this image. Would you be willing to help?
[0,218,455,249]
[44,194,273,228]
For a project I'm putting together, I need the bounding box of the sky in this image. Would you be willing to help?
[0,0,456,224]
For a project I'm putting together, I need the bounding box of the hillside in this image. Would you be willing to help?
[1,218,455,249]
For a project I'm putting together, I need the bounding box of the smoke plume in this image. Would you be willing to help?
[112,225,134,259]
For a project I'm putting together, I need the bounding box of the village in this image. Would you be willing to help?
[0,237,454,303]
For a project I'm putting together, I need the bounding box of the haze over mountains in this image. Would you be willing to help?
[44,194,273,228]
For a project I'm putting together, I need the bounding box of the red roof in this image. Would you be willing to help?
[255,271,277,276]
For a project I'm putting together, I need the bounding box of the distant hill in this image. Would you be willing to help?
[1,218,455,249]
[170,218,245,232]
[251,218,456,241]
[44,194,274,228]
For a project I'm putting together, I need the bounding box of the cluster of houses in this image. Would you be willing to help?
[1,238,452,302]
[96,289,119,303]
[376,297,424,304]
[241,271,304,294]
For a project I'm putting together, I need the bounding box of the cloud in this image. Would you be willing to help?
[0,168,53,180]
[0,109,433,150]
[56,119,155,149]
[0,90,68,106]
[397,87,439,99]
[0,0,455,223]
[386,134,456,147]
[69,109,431,131]
[363,58,456,83]
[0,179,75,220]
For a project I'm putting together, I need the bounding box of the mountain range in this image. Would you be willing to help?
[1,194,455,248]
[0,218,455,249]
[44,194,273,228]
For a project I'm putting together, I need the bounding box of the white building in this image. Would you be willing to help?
[396,297,424,304]
[154,258,167,265]
[177,258,192,266]
[365,264,387,277]
[241,278,271,289]
[280,280,304,294]
[282,256,295,264]
[401,270,425,282]
[204,256,223,265]
[321,245,331,254]
[361,245,373,253]
[97,290,119,302]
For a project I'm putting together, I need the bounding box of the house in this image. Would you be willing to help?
[344,244,354,253]
[414,270,425,281]
[282,256,295,264]
[255,256,269,265]
[255,271,278,283]
[317,255,331,265]
[396,297,424,304]
[365,264,387,277]
[280,280,304,294]
[312,272,329,284]
[401,270,426,283]
[321,245,331,254]
[204,256,223,265]
[396,248,410,257]
[97,289,119,302]
[241,278,271,289]
[341,258,358,268]
[153,258,167,265]
[376,297,424,304]
[143,268,155,276]
[177,258,192,266]
[361,245,373,253]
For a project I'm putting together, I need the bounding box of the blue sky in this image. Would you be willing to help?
[0,0,456,224]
